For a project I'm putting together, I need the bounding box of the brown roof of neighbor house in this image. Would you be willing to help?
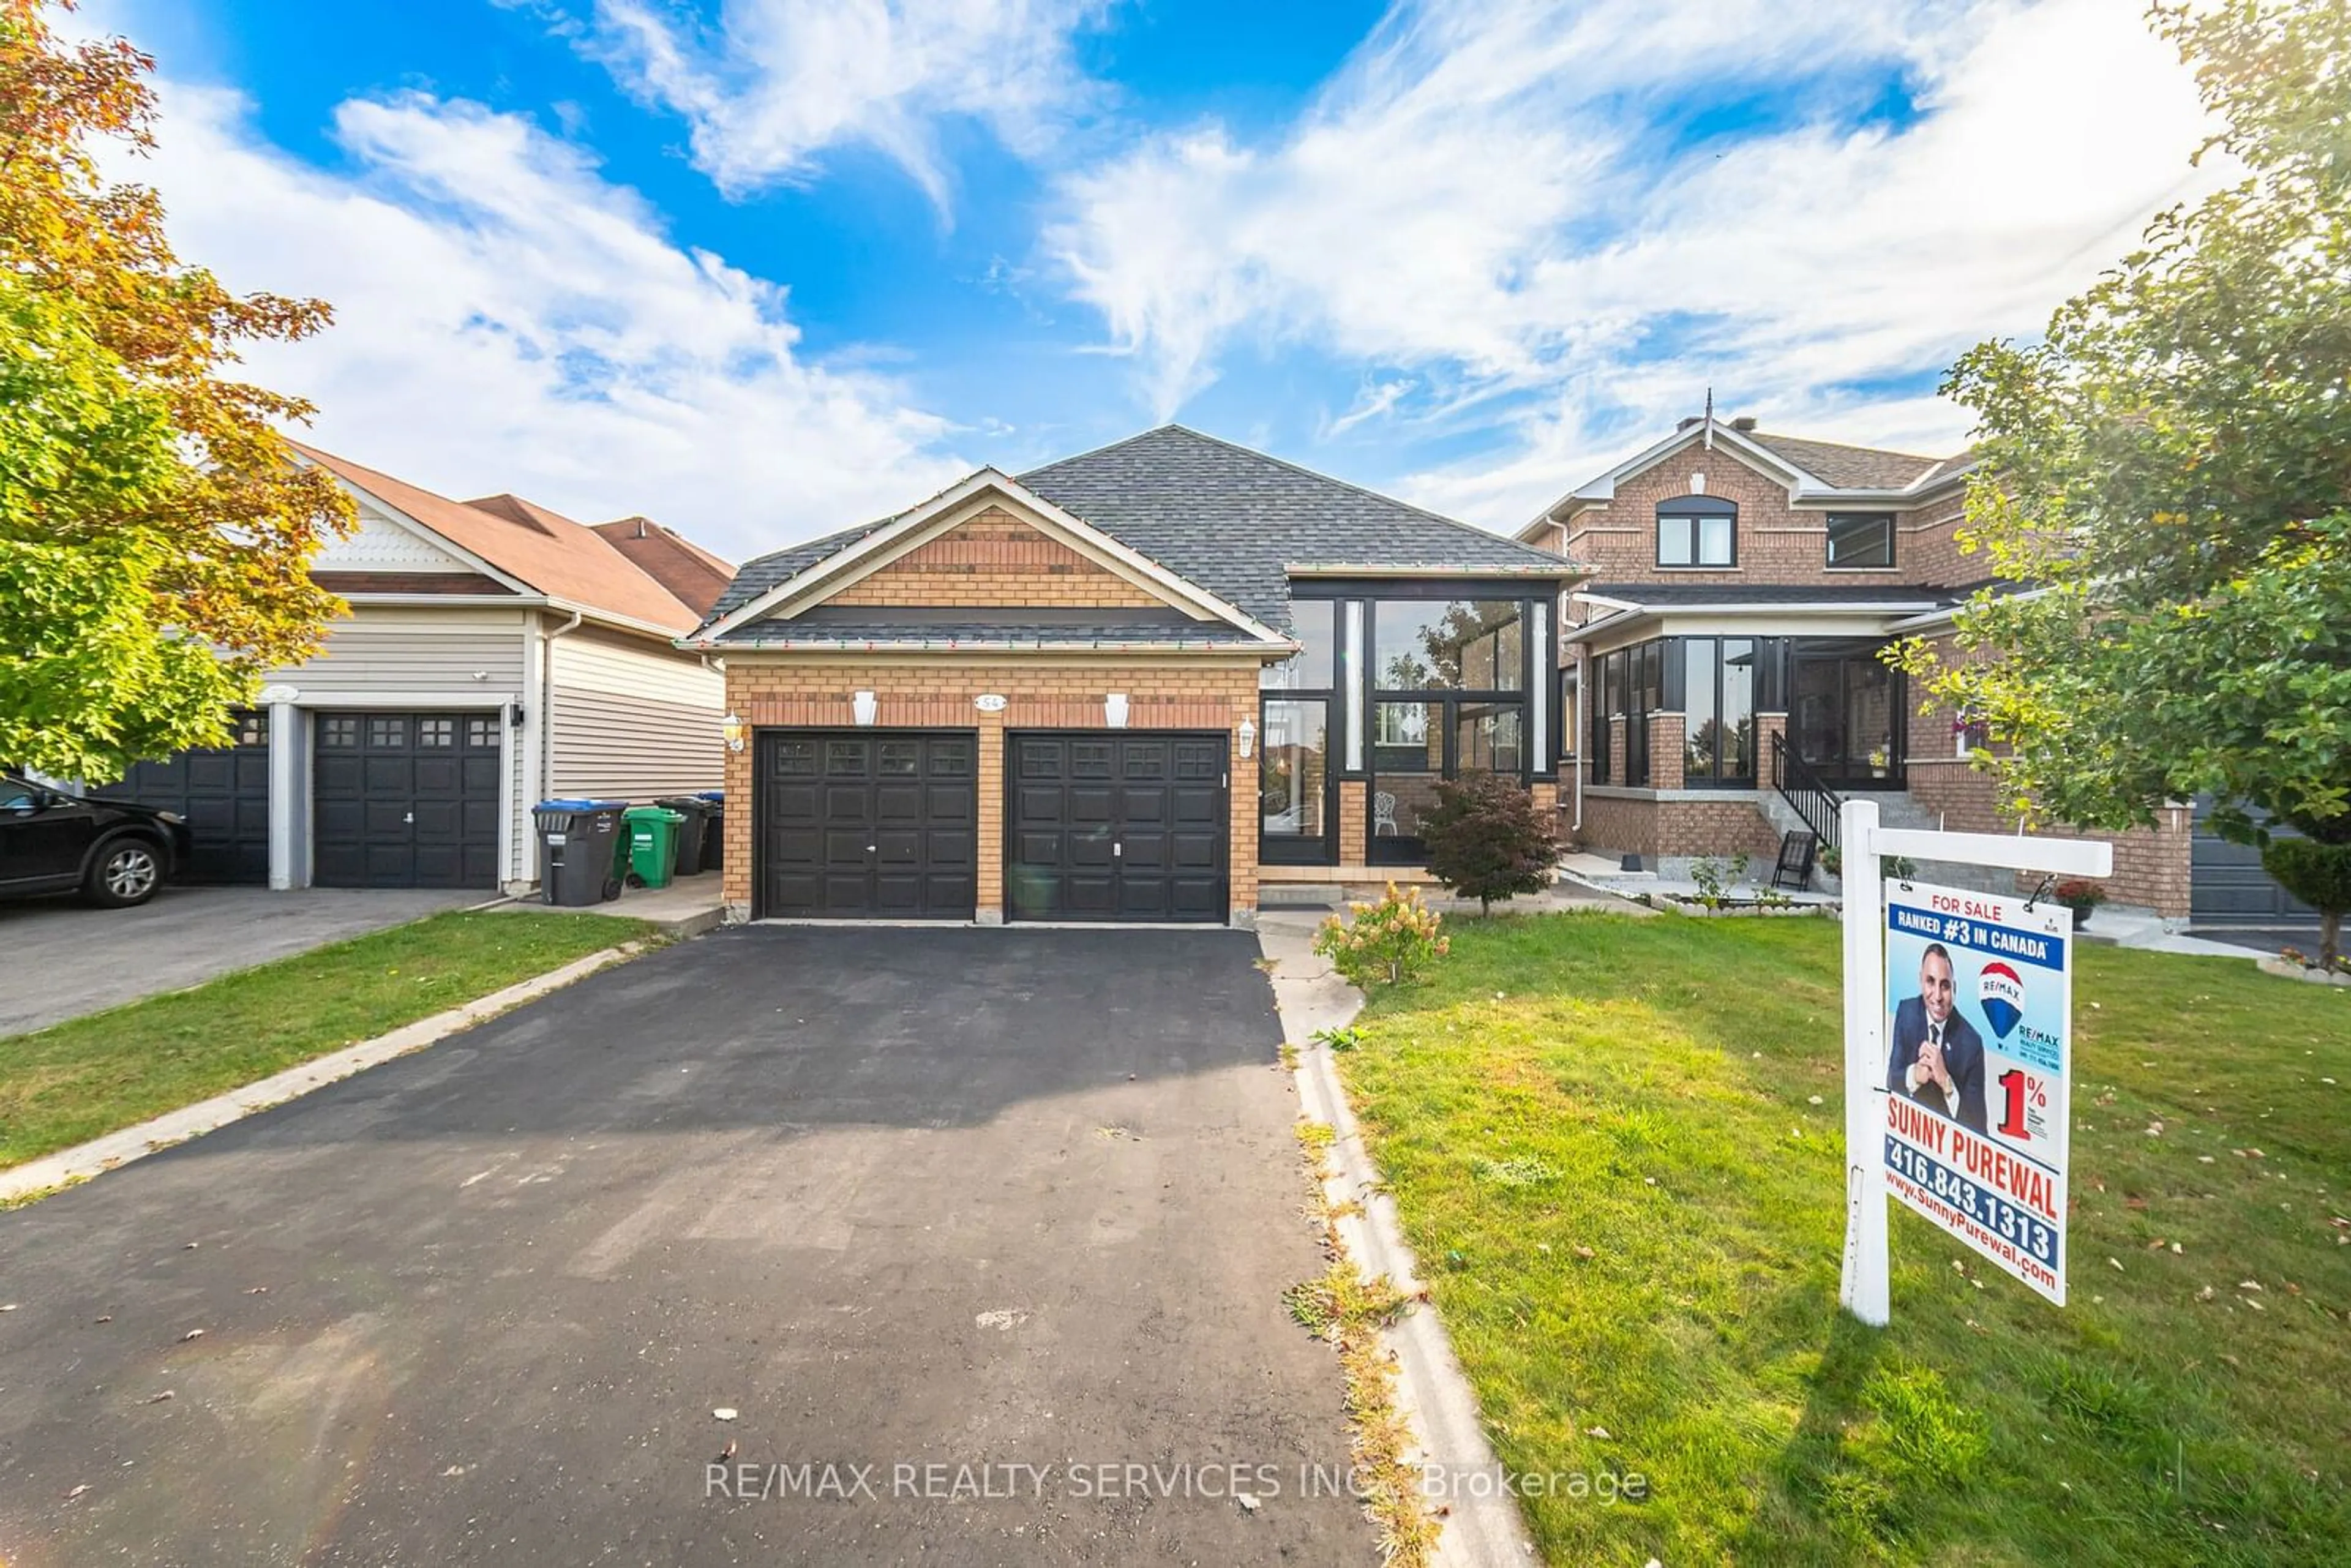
[1742,430,1957,491]
[592,516,737,617]
[288,441,708,633]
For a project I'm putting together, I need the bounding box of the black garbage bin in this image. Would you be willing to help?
[656,796,712,876]
[696,790,724,871]
[534,800,626,905]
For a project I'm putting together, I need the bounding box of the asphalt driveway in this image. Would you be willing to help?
[0,928,1370,1565]
[0,887,477,1035]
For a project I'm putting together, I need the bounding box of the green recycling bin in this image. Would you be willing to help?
[620,805,684,890]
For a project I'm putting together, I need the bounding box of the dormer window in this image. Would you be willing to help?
[1657,496,1736,568]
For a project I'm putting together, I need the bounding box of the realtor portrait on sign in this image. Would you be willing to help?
[1880,882,2075,1304]
[1886,941,1989,1132]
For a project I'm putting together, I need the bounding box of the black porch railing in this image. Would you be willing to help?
[1770,732,1843,855]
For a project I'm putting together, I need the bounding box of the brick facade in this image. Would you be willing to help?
[721,654,1264,921]
[826,506,1171,610]
[1552,440,1972,632]
[1577,790,1780,864]
[1902,760,2192,918]
[1899,637,2190,917]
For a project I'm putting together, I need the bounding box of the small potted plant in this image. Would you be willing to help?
[1867,746,1890,779]
[2053,879,2107,928]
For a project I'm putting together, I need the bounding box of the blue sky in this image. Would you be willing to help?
[92,1,2213,561]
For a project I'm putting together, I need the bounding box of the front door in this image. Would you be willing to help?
[756,730,978,920]
[1007,732,1229,922]
[1258,698,1333,865]
[1790,642,1904,790]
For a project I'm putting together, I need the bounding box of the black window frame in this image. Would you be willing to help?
[1678,636,1761,787]
[1260,601,1341,866]
[1623,641,1661,786]
[1655,495,1738,569]
[1825,511,1897,570]
[1362,597,1538,781]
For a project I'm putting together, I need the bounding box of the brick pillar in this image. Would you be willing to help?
[1338,779,1367,865]
[976,718,1007,923]
[1755,711,1787,786]
[722,721,754,912]
[1650,713,1687,791]
[1608,716,1626,784]
[1529,781,1559,849]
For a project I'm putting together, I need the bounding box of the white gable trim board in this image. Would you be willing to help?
[695,471,1292,648]
[299,465,534,593]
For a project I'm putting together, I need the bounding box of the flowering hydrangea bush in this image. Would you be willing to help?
[1313,883,1450,988]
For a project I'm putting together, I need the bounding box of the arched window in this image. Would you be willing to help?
[1656,495,1736,568]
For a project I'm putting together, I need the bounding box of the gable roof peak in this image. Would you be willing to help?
[287,440,702,633]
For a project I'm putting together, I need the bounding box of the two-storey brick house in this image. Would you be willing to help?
[1518,413,2199,919]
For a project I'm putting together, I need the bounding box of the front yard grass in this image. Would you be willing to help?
[0,909,650,1173]
[1336,910,2349,1565]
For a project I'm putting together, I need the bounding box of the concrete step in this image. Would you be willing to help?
[1261,883,1345,909]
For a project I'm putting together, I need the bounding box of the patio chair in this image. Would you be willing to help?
[1771,830,1818,890]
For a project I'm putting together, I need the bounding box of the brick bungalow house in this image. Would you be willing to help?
[1516,412,2208,921]
[685,426,1578,926]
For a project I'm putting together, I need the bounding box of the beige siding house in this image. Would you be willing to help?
[105,446,732,894]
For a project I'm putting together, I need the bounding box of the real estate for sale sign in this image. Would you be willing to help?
[1880,880,2073,1304]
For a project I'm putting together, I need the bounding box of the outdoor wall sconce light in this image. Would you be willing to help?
[721,711,746,752]
[852,690,878,726]
[1237,717,1256,759]
[508,700,526,729]
[1104,693,1130,729]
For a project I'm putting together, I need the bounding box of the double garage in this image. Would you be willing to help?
[754,728,1231,923]
[101,707,504,890]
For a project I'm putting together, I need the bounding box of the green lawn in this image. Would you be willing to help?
[0,910,651,1173]
[1334,910,2349,1566]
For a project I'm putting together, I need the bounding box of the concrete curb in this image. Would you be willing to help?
[1257,912,1535,1567]
[0,941,647,1206]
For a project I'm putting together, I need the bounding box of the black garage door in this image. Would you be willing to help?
[757,730,977,919]
[2191,800,2312,925]
[1008,732,1228,923]
[97,709,271,883]
[314,711,502,889]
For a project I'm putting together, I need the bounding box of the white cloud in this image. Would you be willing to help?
[1045,0,2219,530]
[131,83,966,560]
[579,0,1109,205]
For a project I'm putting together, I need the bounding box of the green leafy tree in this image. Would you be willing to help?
[1894,0,2351,962]
[1420,770,1558,915]
[0,276,246,773]
[0,0,351,779]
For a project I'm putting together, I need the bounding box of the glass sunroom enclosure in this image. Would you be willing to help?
[1258,586,1558,865]
[1583,635,1905,792]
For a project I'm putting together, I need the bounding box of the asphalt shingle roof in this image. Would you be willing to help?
[708,517,891,621]
[707,426,1575,636]
[1018,427,1572,630]
[1742,432,1959,492]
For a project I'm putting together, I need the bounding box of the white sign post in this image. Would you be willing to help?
[1838,799,2112,1327]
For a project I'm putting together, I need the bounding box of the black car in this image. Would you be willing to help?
[1,770,193,907]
